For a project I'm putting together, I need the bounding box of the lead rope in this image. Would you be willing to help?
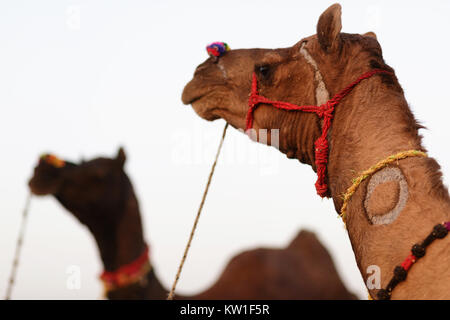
[5,193,32,300]
[167,123,229,300]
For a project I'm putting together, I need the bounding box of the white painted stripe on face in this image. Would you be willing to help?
[299,42,330,105]
[217,61,228,79]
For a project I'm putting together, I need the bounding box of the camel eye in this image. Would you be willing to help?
[255,64,271,78]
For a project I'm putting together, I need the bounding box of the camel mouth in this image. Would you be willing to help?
[28,178,54,196]
[181,79,221,121]
[181,79,207,105]
[181,90,200,105]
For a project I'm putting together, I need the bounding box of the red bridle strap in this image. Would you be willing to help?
[246,69,393,197]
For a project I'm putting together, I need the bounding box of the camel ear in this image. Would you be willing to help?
[364,31,377,39]
[116,147,126,167]
[317,3,342,52]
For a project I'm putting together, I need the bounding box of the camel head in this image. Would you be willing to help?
[28,154,69,195]
[182,3,389,165]
[28,148,128,226]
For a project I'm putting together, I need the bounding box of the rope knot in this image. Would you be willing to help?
[249,94,260,107]
[314,137,329,197]
[317,101,336,119]
[315,181,328,197]
[314,137,329,165]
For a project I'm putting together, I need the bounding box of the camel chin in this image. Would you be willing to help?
[191,100,221,121]
[28,185,46,196]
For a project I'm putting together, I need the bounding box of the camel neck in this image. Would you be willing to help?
[60,177,147,271]
[326,79,450,299]
[55,175,168,299]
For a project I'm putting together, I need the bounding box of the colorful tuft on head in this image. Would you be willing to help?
[206,42,230,58]
[40,154,66,168]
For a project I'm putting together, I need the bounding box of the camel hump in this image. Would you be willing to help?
[287,230,335,266]
[287,229,319,249]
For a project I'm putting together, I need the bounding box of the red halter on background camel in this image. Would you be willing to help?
[182,4,450,299]
[28,149,355,299]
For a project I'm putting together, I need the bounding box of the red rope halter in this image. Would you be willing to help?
[100,245,150,290]
[246,69,393,197]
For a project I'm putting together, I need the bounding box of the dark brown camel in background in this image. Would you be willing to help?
[182,3,450,299]
[28,148,356,299]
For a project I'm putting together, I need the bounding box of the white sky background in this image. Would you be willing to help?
[1,0,450,300]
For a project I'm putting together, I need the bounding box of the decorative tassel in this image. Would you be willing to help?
[206,42,230,58]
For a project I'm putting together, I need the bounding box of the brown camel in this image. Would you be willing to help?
[28,149,356,300]
[182,4,450,299]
